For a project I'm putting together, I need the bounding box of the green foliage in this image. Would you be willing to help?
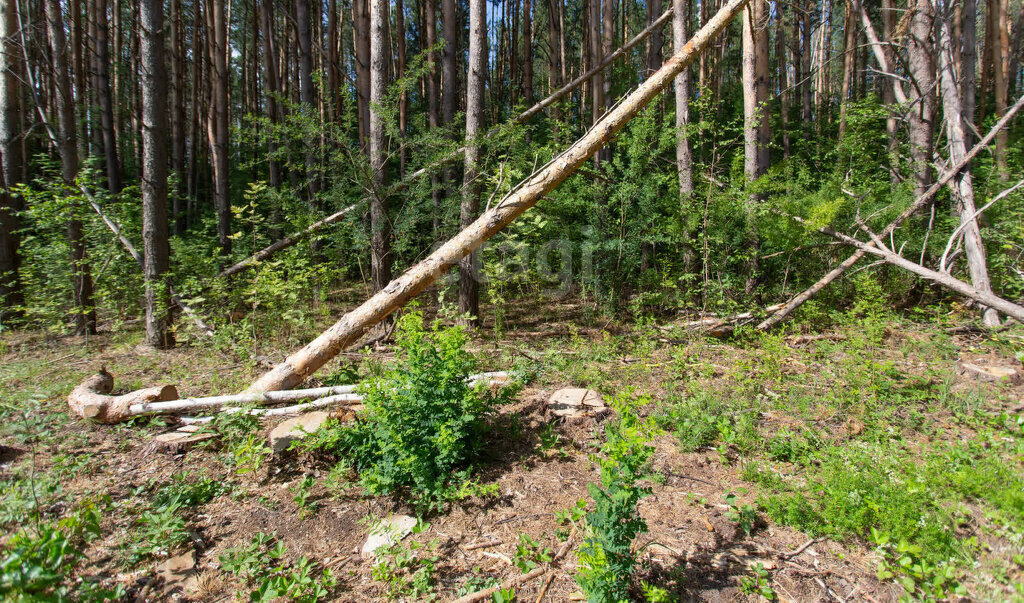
[723,492,759,537]
[871,530,964,601]
[737,563,776,600]
[303,311,502,512]
[512,533,552,573]
[576,392,655,603]
[370,521,439,600]
[0,497,121,601]
[220,533,337,602]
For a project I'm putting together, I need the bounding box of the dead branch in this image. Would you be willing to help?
[757,92,1024,331]
[783,212,1024,323]
[216,204,358,279]
[246,0,749,393]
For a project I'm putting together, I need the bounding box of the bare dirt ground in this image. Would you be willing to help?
[3,295,1022,602]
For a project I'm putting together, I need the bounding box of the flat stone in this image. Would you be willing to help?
[957,361,1022,384]
[153,431,216,453]
[547,388,606,417]
[155,550,198,594]
[361,514,418,558]
[269,411,331,453]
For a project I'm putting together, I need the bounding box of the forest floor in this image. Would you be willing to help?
[2,292,1024,602]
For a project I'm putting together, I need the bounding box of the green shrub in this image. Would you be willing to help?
[304,312,502,512]
[576,392,655,603]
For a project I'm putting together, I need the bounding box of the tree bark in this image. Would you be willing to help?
[140,0,174,347]
[935,0,1000,326]
[295,0,320,197]
[425,0,442,235]
[353,0,370,147]
[169,0,186,234]
[648,0,664,75]
[93,0,121,193]
[459,0,487,326]
[993,0,1009,177]
[800,0,812,122]
[396,0,408,176]
[206,0,231,255]
[962,0,977,141]
[742,0,769,295]
[261,0,283,194]
[906,0,936,199]
[838,0,857,139]
[442,0,457,127]
[0,0,24,318]
[246,0,750,392]
[47,0,96,335]
[674,0,695,272]
[369,0,392,296]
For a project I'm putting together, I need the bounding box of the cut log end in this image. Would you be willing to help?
[68,371,179,424]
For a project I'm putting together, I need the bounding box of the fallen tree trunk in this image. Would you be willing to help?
[69,371,508,423]
[246,0,749,393]
[68,369,178,423]
[216,203,358,279]
[783,212,1024,322]
[756,92,1024,331]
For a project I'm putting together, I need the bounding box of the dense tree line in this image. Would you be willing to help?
[1,0,1023,345]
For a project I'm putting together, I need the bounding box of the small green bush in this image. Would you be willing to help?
[304,312,502,512]
[576,392,655,603]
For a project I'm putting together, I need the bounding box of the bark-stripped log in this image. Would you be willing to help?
[68,372,508,422]
[247,0,750,393]
[68,370,178,424]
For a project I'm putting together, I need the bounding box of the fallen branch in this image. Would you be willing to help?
[216,204,358,279]
[69,371,508,423]
[246,0,749,393]
[452,525,577,603]
[782,211,1024,322]
[756,92,1024,331]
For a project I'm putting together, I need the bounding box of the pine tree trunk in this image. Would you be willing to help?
[426,0,443,235]
[742,0,769,295]
[353,0,371,147]
[0,0,24,317]
[459,0,486,327]
[838,0,857,139]
[169,0,186,234]
[935,0,1000,326]
[206,0,231,255]
[140,0,174,347]
[396,0,408,176]
[369,0,392,296]
[47,0,96,335]
[94,0,121,193]
[800,0,812,122]
[296,0,320,197]
[675,0,695,273]
[993,0,1009,176]
[907,0,936,198]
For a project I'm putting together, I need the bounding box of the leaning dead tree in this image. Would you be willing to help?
[213,9,678,282]
[244,0,750,393]
[757,92,1024,331]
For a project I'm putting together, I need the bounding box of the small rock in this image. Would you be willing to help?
[547,388,606,417]
[361,515,418,558]
[155,550,198,594]
[956,361,1022,384]
[152,431,216,453]
[269,411,331,453]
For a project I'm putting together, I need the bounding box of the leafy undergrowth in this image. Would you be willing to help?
[1,293,1023,601]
